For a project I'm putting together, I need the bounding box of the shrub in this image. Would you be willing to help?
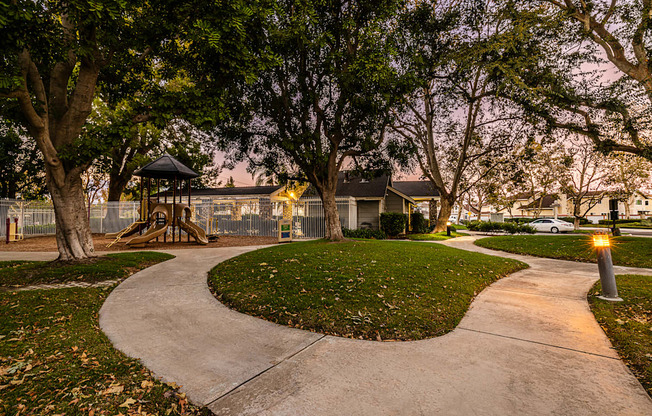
[466,220,483,231]
[466,221,535,234]
[342,228,387,240]
[558,216,590,225]
[598,219,643,225]
[380,212,408,237]
[410,213,429,234]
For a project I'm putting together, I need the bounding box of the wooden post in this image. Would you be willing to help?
[187,179,191,242]
[156,178,160,242]
[172,177,176,243]
[164,179,168,242]
[178,178,182,242]
[139,177,144,234]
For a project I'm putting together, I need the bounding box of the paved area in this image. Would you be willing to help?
[94,239,651,414]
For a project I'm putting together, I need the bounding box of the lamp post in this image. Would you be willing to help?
[592,233,622,302]
[446,221,451,237]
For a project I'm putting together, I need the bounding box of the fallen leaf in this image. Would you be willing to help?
[119,398,137,408]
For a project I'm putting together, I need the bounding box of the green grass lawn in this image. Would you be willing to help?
[0,287,210,415]
[208,239,527,341]
[589,275,652,397]
[475,235,652,269]
[407,231,469,241]
[0,252,174,287]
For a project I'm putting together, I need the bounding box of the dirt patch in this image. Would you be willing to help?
[0,234,279,252]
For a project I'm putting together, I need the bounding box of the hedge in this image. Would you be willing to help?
[380,212,408,237]
[466,221,536,234]
[342,228,387,240]
[410,212,429,234]
[598,219,646,225]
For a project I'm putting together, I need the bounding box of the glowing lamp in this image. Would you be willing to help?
[289,191,295,199]
[592,233,622,301]
[446,221,451,226]
[592,234,610,248]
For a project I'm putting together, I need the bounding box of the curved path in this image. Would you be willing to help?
[96,238,652,415]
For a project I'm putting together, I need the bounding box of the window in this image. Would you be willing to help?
[646,201,650,206]
[637,200,642,205]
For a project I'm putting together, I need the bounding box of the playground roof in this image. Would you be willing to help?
[133,153,199,180]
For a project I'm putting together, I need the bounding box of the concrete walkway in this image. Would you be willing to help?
[93,239,652,414]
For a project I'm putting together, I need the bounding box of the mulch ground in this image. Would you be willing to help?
[0,234,278,252]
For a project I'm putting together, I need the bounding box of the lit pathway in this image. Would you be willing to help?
[42,238,652,414]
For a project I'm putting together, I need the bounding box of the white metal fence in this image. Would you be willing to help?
[1,197,357,239]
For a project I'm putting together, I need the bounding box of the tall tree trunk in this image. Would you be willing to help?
[433,196,454,232]
[47,169,96,260]
[104,174,130,226]
[317,184,343,241]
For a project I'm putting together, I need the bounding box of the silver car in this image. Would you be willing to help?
[529,219,575,233]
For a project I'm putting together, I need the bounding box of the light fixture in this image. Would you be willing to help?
[592,233,622,301]
[592,234,610,248]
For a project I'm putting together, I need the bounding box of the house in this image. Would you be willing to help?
[392,181,440,221]
[631,191,652,217]
[303,172,424,230]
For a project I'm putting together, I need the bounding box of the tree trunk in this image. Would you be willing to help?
[433,196,453,232]
[47,169,96,261]
[574,217,580,230]
[104,175,130,226]
[320,186,344,240]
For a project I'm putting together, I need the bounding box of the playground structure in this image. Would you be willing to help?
[106,153,209,247]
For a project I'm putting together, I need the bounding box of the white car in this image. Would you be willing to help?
[529,219,574,233]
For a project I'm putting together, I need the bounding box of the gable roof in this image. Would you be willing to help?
[134,153,199,180]
[392,181,440,198]
[518,195,558,210]
[334,171,390,198]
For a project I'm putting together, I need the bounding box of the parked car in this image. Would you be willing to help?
[529,218,574,233]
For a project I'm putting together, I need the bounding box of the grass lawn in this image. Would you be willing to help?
[0,287,209,415]
[208,239,527,341]
[407,231,469,241]
[475,235,652,269]
[0,252,174,287]
[589,275,652,397]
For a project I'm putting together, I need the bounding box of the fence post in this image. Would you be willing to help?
[5,218,9,244]
[20,201,24,236]
[99,203,103,233]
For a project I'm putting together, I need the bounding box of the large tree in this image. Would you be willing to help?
[218,0,411,240]
[558,138,608,229]
[503,1,652,161]
[392,1,531,231]
[0,0,270,259]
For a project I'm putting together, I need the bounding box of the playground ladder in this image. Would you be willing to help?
[106,221,146,248]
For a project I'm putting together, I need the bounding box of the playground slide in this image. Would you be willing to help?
[178,218,209,245]
[126,223,168,246]
[105,221,145,239]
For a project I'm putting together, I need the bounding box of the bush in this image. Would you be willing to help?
[410,213,429,234]
[558,217,590,225]
[598,219,643,225]
[466,220,535,234]
[342,228,387,240]
[380,212,408,237]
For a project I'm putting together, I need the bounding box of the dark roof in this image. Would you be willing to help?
[519,195,558,210]
[155,185,283,198]
[134,153,199,180]
[392,181,440,198]
[335,172,390,198]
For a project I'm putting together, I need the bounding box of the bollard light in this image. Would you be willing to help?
[446,221,451,237]
[592,233,622,302]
